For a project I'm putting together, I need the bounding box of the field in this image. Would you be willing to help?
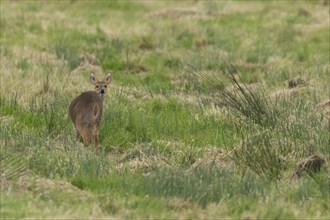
[0,0,329,219]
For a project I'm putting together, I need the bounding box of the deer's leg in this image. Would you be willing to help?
[77,126,91,146]
[92,126,100,146]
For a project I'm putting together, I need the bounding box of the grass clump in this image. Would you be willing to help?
[209,64,278,127]
[197,61,329,180]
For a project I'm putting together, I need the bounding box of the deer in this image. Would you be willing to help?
[69,73,112,146]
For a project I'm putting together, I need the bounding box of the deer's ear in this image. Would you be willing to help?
[104,73,112,85]
[90,73,97,85]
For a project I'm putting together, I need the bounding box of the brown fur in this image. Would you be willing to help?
[69,73,112,146]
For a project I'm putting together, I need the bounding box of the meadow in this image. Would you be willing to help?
[0,0,329,219]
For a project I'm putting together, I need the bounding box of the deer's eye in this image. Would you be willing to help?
[104,85,107,88]
[96,85,99,88]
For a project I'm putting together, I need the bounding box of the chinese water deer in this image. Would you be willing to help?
[69,73,112,146]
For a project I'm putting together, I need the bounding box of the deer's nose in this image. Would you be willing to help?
[100,89,105,94]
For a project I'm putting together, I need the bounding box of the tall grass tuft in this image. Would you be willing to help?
[199,61,279,128]
[196,61,328,180]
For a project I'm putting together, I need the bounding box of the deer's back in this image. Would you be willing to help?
[69,91,103,126]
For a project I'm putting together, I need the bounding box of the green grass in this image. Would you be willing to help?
[0,0,329,219]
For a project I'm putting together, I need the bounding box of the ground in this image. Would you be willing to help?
[0,1,329,219]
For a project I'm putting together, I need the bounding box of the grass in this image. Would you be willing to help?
[0,0,329,219]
